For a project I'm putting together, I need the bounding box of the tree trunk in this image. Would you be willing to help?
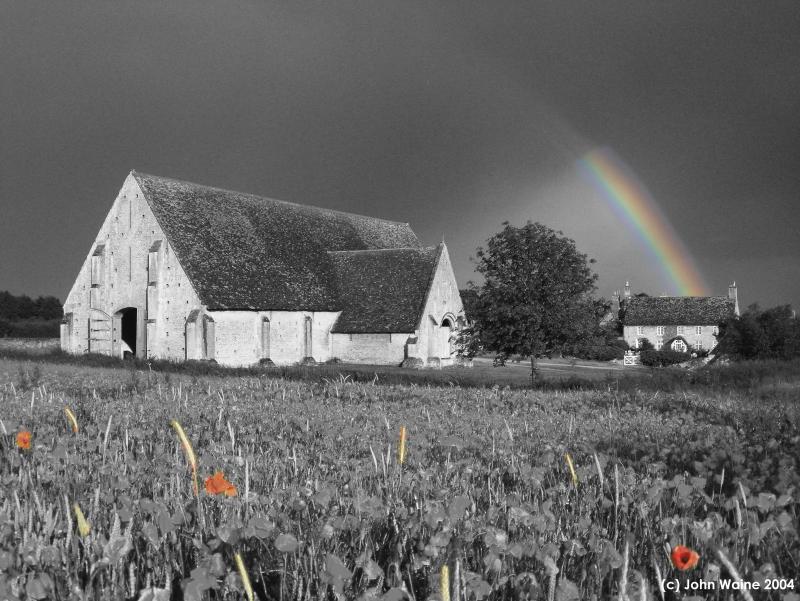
[530,355,538,387]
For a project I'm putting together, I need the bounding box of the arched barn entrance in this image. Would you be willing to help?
[115,307,139,359]
[428,314,457,363]
[440,317,455,358]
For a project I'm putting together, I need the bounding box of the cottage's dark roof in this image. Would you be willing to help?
[621,296,735,326]
[328,246,441,333]
[133,171,421,311]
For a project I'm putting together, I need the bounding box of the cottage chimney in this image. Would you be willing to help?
[624,281,631,299]
[728,281,739,316]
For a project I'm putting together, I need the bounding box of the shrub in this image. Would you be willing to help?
[608,338,630,351]
[572,345,624,361]
[639,349,691,367]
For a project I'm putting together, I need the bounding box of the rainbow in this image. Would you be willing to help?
[577,147,710,296]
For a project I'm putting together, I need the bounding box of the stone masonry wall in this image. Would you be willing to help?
[330,332,409,364]
[624,324,720,352]
[62,174,201,360]
[409,244,465,366]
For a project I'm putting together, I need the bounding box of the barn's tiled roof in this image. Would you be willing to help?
[328,246,441,333]
[621,296,735,326]
[132,171,422,312]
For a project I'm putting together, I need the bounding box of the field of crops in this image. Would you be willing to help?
[0,357,798,601]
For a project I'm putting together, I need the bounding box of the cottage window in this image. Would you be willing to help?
[695,326,703,335]
[712,326,719,335]
[655,337,663,349]
[677,325,684,335]
[636,326,643,335]
[693,340,702,351]
[656,326,665,336]
[671,339,687,353]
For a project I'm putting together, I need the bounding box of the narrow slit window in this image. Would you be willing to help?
[91,244,105,287]
[148,241,162,284]
[261,317,271,359]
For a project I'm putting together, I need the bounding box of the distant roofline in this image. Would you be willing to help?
[130,170,412,227]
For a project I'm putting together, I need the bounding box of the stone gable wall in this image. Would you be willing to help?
[407,245,465,366]
[62,174,201,359]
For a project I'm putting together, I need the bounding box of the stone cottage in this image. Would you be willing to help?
[61,171,465,367]
[618,281,739,353]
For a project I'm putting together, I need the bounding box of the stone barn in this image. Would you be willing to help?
[61,171,465,367]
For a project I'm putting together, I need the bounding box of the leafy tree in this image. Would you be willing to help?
[458,288,480,323]
[458,221,602,384]
[717,303,800,360]
[0,291,62,321]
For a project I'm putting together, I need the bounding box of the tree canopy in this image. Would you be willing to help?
[0,291,62,321]
[459,221,604,382]
[716,304,800,360]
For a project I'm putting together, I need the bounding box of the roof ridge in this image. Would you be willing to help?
[131,170,412,227]
[327,246,435,254]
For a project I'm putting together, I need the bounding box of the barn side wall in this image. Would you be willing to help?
[330,333,409,364]
[206,310,340,367]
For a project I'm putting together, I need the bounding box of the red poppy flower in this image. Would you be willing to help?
[204,471,237,496]
[671,545,700,571]
[16,431,32,450]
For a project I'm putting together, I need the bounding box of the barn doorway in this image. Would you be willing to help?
[118,307,137,358]
[440,317,454,358]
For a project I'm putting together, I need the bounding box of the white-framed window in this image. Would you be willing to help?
[693,340,702,351]
[671,339,687,353]
[656,337,663,349]
[712,326,719,335]
[656,326,665,336]
[696,326,703,335]
[636,326,643,335]
[677,325,684,335]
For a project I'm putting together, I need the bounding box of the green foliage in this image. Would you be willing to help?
[608,338,630,352]
[571,345,624,361]
[717,303,800,360]
[0,291,62,338]
[0,291,62,321]
[639,349,692,367]
[0,358,797,600]
[458,288,479,323]
[0,318,61,338]
[460,222,603,381]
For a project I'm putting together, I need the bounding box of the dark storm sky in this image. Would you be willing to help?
[2,1,799,308]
